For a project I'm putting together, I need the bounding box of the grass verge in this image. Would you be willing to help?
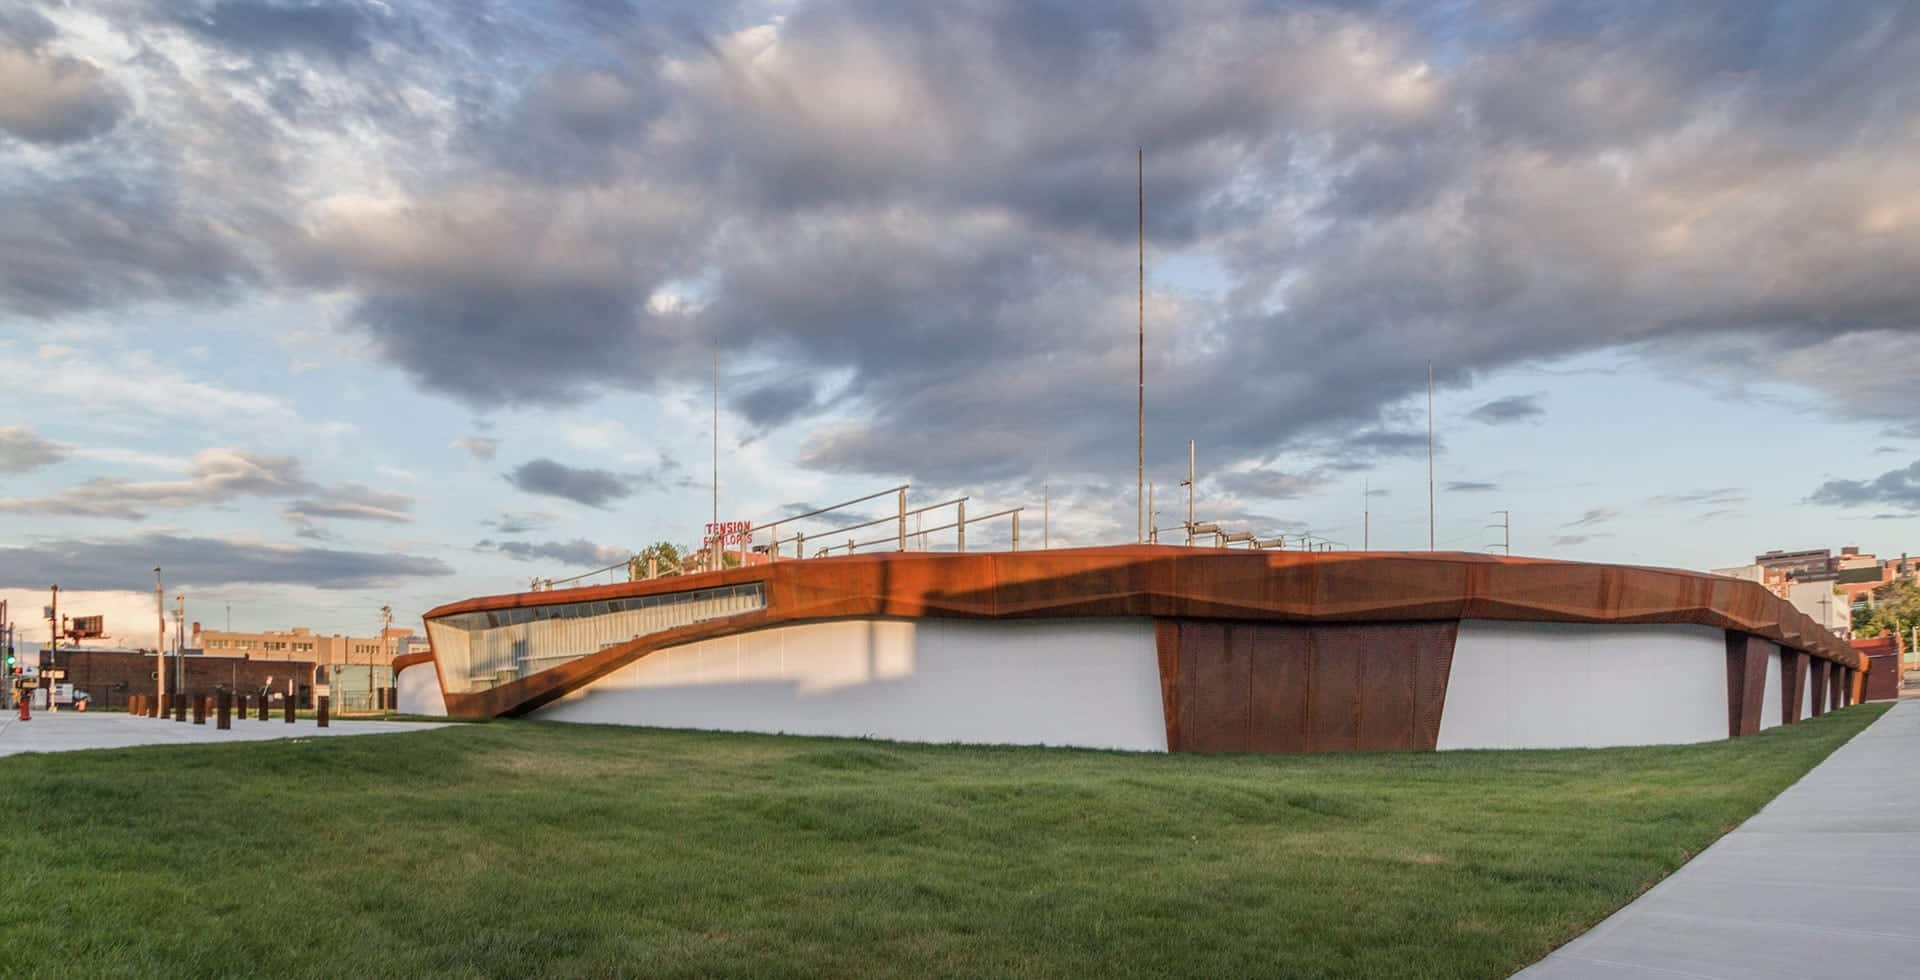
[0,703,1887,979]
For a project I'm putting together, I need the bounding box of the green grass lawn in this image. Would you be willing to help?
[0,705,1886,979]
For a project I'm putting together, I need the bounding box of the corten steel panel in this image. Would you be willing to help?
[1412,622,1458,750]
[1724,632,1771,738]
[1783,651,1808,724]
[1178,621,1248,752]
[1866,655,1901,701]
[1352,625,1421,751]
[1248,624,1313,753]
[1308,630,1365,753]
[420,547,1862,718]
[1808,659,1829,718]
[1154,621,1182,751]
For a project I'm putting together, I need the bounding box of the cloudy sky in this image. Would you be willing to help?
[4,0,1919,643]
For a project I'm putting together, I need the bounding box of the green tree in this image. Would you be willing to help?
[1857,578,1920,650]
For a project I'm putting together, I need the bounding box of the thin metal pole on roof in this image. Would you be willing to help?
[1427,360,1435,552]
[712,347,719,573]
[1137,147,1146,545]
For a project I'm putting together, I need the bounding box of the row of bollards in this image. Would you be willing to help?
[126,692,331,728]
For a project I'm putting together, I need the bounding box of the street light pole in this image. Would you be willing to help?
[154,569,165,710]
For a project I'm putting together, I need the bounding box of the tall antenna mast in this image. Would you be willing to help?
[1364,478,1370,551]
[1137,147,1145,544]
[712,347,719,572]
[1427,360,1435,552]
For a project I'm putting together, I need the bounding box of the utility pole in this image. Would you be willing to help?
[1488,510,1510,555]
[1148,482,1156,544]
[712,347,720,573]
[1137,147,1146,544]
[174,593,185,701]
[377,605,393,714]
[47,584,58,713]
[1042,482,1049,549]
[1181,439,1196,545]
[1427,360,1436,552]
[1364,478,1370,551]
[154,569,165,708]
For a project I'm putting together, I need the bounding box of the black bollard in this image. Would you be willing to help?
[173,696,186,722]
[284,696,295,723]
[192,694,206,725]
[217,689,231,730]
[316,695,330,728]
[260,694,270,722]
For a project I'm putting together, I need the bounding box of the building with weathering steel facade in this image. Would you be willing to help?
[396,547,1869,753]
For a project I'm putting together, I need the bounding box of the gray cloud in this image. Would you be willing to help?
[1808,460,1920,511]
[1551,534,1594,547]
[1649,487,1748,507]
[1213,468,1332,501]
[482,512,553,535]
[1876,446,1901,455]
[0,42,126,145]
[1467,395,1545,426]
[477,537,627,567]
[0,426,68,473]
[3,1,1919,496]
[1563,508,1619,529]
[0,449,312,520]
[1445,481,1498,493]
[283,483,414,524]
[452,436,499,461]
[735,379,819,430]
[172,0,374,63]
[0,533,452,590]
[504,458,635,508]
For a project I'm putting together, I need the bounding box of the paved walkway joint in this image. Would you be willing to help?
[1516,700,1920,979]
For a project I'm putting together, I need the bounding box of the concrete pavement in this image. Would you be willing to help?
[0,709,447,756]
[1516,699,1920,979]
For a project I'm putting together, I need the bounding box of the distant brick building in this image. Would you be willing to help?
[48,649,320,710]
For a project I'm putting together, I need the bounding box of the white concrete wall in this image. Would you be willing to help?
[395,662,447,717]
[1437,621,1729,750]
[1760,649,1784,730]
[534,617,1168,752]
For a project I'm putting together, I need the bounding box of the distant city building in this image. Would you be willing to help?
[1713,545,1920,639]
[191,624,416,667]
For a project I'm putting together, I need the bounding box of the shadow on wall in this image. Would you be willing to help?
[530,617,1168,752]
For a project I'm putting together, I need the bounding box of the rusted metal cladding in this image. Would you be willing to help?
[1808,659,1830,718]
[1783,651,1808,724]
[420,548,1859,719]
[1865,655,1900,701]
[1724,632,1772,738]
[1170,620,1457,753]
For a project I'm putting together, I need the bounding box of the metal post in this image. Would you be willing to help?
[1137,146,1145,544]
[48,584,57,714]
[1148,482,1156,544]
[217,689,231,730]
[1042,482,1049,549]
[795,531,804,560]
[317,695,329,728]
[154,568,165,714]
[1427,360,1435,552]
[897,488,907,552]
[1185,440,1196,545]
[956,500,966,553]
[283,694,295,723]
[1011,511,1020,552]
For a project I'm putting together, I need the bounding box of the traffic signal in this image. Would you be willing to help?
[4,647,14,669]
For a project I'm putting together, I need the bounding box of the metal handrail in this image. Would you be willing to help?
[819,506,1025,555]
[769,497,967,549]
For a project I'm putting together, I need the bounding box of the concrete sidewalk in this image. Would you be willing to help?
[0,709,446,756]
[1516,700,1920,979]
